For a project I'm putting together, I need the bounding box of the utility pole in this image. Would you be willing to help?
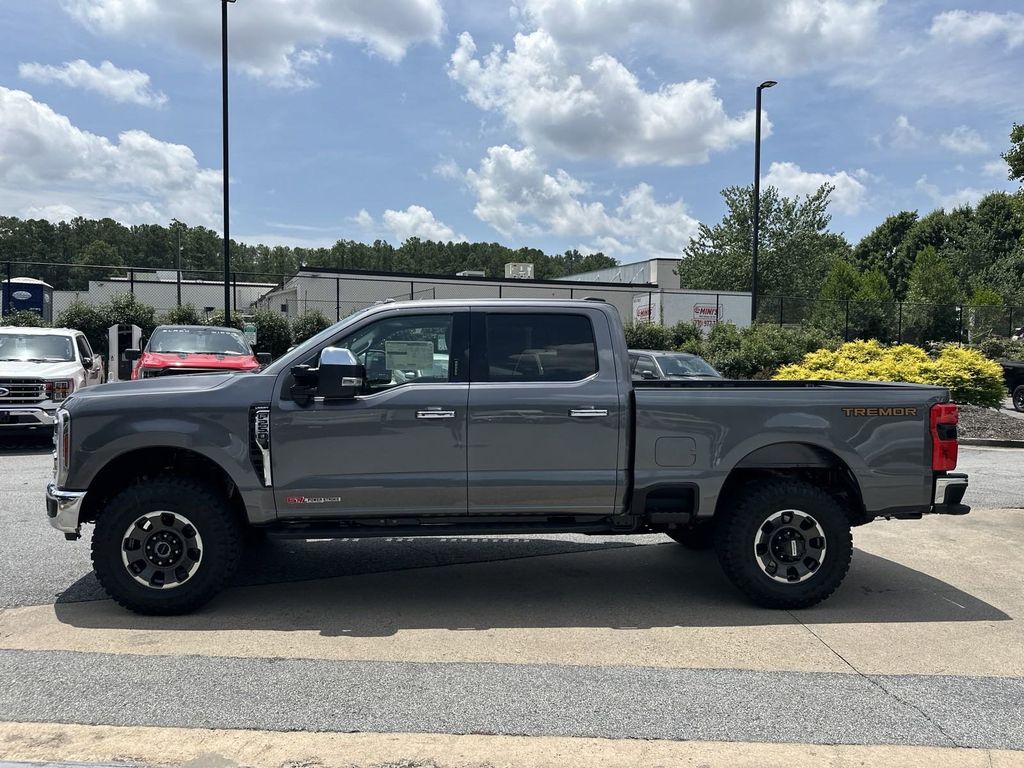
[751,79,777,322]
[221,0,236,323]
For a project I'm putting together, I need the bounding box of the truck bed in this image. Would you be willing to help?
[632,379,949,519]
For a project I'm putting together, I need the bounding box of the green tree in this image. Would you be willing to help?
[853,269,896,341]
[678,184,848,307]
[966,286,1006,342]
[903,246,963,343]
[1002,122,1024,183]
[812,260,862,337]
[851,211,918,298]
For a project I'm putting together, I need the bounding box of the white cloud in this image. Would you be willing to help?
[915,176,987,210]
[448,30,755,167]
[433,158,462,180]
[0,86,221,228]
[18,59,167,107]
[887,115,923,149]
[514,0,883,74]
[61,0,445,87]
[930,10,1024,50]
[20,204,82,223]
[465,145,698,259]
[982,159,1010,179]
[939,126,991,156]
[374,206,465,242]
[763,161,868,214]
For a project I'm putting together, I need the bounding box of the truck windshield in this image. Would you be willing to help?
[148,328,251,355]
[0,333,75,362]
[658,354,719,376]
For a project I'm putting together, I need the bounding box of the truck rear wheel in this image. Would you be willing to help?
[91,477,242,615]
[714,479,853,609]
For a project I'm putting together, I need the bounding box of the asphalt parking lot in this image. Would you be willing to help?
[0,440,1022,766]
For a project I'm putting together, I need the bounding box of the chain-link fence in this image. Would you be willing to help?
[755,296,1021,344]
[3,260,1022,347]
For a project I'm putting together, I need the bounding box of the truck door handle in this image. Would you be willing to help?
[417,409,456,420]
[569,408,609,418]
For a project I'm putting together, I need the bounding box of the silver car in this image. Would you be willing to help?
[628,349,721,381]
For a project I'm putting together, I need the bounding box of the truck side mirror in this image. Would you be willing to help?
[290,348,364,405]
[256,352,272,367]
[82,356,94,370]
[641,370,658,380]
[124,349,141,363]
[318,347,364,400]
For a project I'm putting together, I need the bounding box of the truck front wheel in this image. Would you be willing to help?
[715,479,853,609]
[91,477,242,615]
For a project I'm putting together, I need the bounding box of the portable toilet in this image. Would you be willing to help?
[2,277,54,323]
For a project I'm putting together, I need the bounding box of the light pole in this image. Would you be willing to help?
[751,79,777,322]
[175,224,183,306]
[221,0,236,323]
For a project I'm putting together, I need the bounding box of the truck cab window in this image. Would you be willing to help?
[484,313,597,382]
[331,314,453,391]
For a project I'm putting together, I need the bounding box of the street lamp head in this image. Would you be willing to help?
[759,80,778,90]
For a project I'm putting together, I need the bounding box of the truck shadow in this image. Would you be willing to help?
[0,434,53,455]
[52,539,1010,635]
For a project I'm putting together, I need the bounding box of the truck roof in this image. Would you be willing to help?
[0,325,80,335]
[355,298,615,311]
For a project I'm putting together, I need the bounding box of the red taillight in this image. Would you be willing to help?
[930,403,959,471]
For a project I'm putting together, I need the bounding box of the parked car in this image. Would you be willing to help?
[1002,360,1024,411]
[629,349,722,380]
[127,325,269,379]
[47,299,968,615]
[0,326,103,432]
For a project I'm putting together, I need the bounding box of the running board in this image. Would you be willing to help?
[262,516,622,539]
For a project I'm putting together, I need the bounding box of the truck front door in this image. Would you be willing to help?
[271,310,469,519]
[467,308,624,516]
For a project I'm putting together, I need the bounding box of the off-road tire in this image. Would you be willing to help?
[1013,385,1024,413]
[665,523,715,550]
[714,479,853,609]
[91,476,242,615]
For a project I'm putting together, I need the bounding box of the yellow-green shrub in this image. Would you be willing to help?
[776,342,1004,407]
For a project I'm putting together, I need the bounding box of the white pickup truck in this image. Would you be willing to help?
[0,326,104,431]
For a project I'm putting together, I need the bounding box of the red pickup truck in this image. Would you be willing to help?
[128,325,267,379]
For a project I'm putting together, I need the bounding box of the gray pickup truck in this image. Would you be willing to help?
[46,299,969,615]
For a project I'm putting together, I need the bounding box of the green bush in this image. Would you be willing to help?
[291,310,332,344]
[1,310,49,327]
[57,300,107,353]
[162,303,204,325]
[623,323,672,351]
[205,309,244,331]
[101,293,157,342]
[775,340,1005,407]
[977,337,1024,361]
[251,309,292,358]
[703,323,839,379]
[668,321,703,354]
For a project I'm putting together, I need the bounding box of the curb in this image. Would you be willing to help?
[961,438,1024,448]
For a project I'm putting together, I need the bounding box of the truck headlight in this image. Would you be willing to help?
[46,379,75,401]
[54,408,71,485]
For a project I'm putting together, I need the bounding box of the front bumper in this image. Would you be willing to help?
[46,483,87,537]
[0,406,56,428]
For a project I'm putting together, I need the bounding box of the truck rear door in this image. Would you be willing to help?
[467,307,624,515]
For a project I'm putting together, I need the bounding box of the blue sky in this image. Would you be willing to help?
[0,0,1021,265]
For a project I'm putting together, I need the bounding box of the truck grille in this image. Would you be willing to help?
[0,378,46,404]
